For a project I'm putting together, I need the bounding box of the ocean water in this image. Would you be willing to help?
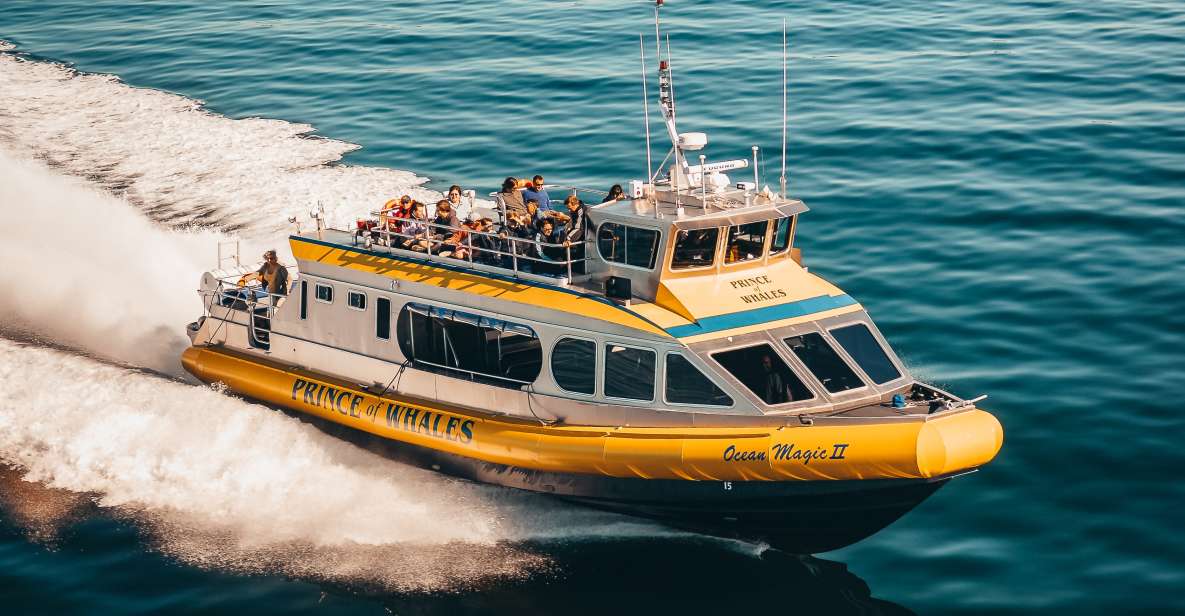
[2,0,1184,613]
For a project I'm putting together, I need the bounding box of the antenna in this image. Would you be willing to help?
[780,18,788,199]
[639,34,653,189]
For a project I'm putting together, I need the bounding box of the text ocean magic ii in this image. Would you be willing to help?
[290,378,475,444]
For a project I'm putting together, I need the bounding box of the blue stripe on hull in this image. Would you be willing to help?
[665,294,858,338]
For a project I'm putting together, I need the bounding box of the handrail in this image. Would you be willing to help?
[362,212,586,281]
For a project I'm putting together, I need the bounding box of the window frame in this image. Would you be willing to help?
[769,216,793,257]
[550,336,599,397]
[826,321,906,386]
[721,220,771,267]
[375,296,391,341]
[314,283,334,304]
[602,341,657,403]
[669,226,722,272]
[299,280,308,320]
[396,302,542,387]
[662,351,735,409]
[596,222,662,272]
[346,289,367,312]
[782,331,870,396]
[709,341,820,408]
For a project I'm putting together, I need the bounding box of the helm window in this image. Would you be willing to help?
[783,333,864,393]
[724,221,769,264]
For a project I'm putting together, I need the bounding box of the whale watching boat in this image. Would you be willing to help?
[182,3,1002,553]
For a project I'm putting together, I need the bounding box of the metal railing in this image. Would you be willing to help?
[201,278,284,349]
[360,210,588,283]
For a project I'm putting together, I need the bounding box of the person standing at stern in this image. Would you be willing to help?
[238,250,289,298]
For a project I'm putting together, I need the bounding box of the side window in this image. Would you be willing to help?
[784,333,864,393]
[665,353,733,407]
[597,223,625,263]
[396,304,542,386]
[314,283,333,304]
[712,344,813,405]
[770,217,792,255]
[604,344,655,401]
[347,290,367,311]
[830,323,901,384]
[552,338,596,395]
[671,227,719,269]
[376,297,391,340]
[724,220,769,264]
[598,223,660,270]
[300,280,308,319]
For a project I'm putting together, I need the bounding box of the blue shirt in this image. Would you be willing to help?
[521,186,552,210]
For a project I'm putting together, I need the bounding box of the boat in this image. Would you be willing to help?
[181,3,1002,553]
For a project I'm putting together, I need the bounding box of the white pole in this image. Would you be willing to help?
[752,146,760,188]
[640,35,653,188]
[780,18,788,199]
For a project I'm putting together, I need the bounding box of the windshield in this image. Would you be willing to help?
[829,323,901,384]
[724,221,768,264]
[671,227,719,269]
[784,333,864,393]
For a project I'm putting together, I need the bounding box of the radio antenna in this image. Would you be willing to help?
[780,18,788,199]
[640,34,653,187]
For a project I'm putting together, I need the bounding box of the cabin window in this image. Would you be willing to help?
[299,281,308,319]
[314,283,333,304]
[347,290,367,311]
[770,217,792,255]
[830,323,901,384]
[552,337,596,395]
[598,223,660,269]
[784,333,864,393]
[376,297,391,340]
[724,220,769,264]
[604,344,655,401]
[665,353,733,407]
[712,344,813,405]
[671,228,720,269]
[397,303,541,386]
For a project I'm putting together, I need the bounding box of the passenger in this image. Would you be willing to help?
[471,217,502,265]
[762,354,790,404]
[502,212,536,271]
[431,200,463,255]
[521,175,552,212]
[498,177,527,220]
[523,198,547,230]
[237,250,290,298]
[534,218,567,275]
[602,183,625,203]
[399,201,431,252]
[561,195,589,274]
[446,184,469,220]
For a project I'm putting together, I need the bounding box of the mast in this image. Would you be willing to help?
[640,34,653,188]
[780,18,788,199]
[653,0,688,183]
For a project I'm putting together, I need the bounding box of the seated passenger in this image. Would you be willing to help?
[431,199,462,252]
[399,202,431,251]
[534,219,567,275]
[499,177,527,220]
[602,183,625,203]
[502,213,536,270]
[521,175,552,211]
[470,218,502,265]
[446,184,470,221]
[379,198,400,231]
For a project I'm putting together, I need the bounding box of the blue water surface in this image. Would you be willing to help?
[3,0,1185,613]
